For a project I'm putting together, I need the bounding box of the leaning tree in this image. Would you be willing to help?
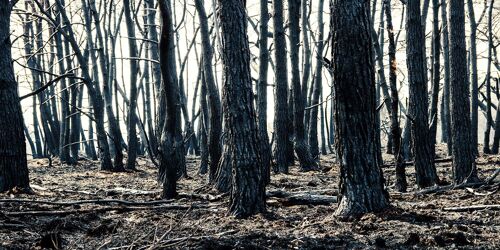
[217,0,266,218]
[0,0,30,192]
[331,0,389,217]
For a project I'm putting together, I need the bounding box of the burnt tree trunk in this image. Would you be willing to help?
[158,0,185,199]
[272,0,291,174]
[467,0,479,155]
[217,0,266,218]
[406,0,438,188]
[429,0,441,164]
[485,0,495,153]
[194,0,223,184]
[384,0,407,192]
[288,0,317,171]
[123,0,140,170]
[331,0,389,217]
[0,1,30,192]
[257,0,272,184]
[87,0,125,171]
[440,0,452,154]
[308,0,325,161]
[449,0,479,183]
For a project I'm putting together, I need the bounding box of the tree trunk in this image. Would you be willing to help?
[448,0,479,184]
[0,1,30,192]
[467,0,479,155]
[272,0,291,173]
[301,0,312,133]
[217,0,266,218]
[308,0,325,161]
[87,0,125,171]
[406,0,438,188]
[123,0,140,170]
[384,0,407,192]
[492,77,500,152]
[288,0,317,171]
[199,73,209,175]
[485,0,495,153]
[429,0,441,164]
[331,0,389,217]
[441,0,452,155]
[257,0,271,184]
[194,0,223,184]
[158,0,185,199]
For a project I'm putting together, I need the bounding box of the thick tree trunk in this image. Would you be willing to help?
[158,0,185,199]
[288,0,317,171]
[0,1,30,192]
[449,0,479,184]
[217,0,267,218]
[406,0,438,188]
[331,0,389,217]
[272,0,291,174]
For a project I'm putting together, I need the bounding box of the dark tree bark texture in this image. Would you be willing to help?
[448,0,479,184]
[217,0,266,218]
[331,0,389,217]
[0,1,30,192]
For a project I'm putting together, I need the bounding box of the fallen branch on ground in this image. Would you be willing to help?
[382,158,500,168]
[4,203,209,217]
[0,198,177,206]
[443,205,500,212]
[382,158,453,168]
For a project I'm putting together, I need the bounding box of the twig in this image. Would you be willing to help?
[443,205,500,212]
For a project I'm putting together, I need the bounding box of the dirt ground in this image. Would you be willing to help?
[1,144,499,249]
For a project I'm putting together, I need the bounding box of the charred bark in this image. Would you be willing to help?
[406,0,438,188]
[217,0,266,218]
[331,0,389,217]
[158,0,185,199]
[449,0,479,184]
[0,1,30,192]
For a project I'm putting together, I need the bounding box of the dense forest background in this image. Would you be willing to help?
[10,0,499,156]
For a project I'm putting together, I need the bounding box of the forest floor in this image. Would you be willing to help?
[1,144,499,249]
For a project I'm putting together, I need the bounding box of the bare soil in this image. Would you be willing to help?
[1,145,499,249]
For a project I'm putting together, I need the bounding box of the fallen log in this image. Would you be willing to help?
[443,205,500,212]
[267,190,337,206]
